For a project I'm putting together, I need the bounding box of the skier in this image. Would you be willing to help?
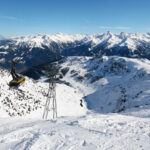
[80,99,83,107]
[10,60,20,80]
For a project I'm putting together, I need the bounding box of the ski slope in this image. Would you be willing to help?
[0,109,150,150]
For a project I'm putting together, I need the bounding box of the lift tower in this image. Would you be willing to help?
[43,64,58,119]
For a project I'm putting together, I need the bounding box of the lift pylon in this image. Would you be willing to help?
[42,60,59,119]
[43,76,57,119]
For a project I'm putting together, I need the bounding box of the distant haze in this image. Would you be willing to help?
[0,34,6,40]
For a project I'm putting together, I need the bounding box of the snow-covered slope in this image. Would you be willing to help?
[1,55,150,117]
[1,55,150,116]
[58,56,150,113]
[1,56,150,149]
[0,111,150,150]
[13,33,90,48]
[1,32,150,149]
[0,67,86,118]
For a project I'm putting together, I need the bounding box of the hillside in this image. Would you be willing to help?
[0,66,86,118]
[58,56,150,113]
[1,55,150,117]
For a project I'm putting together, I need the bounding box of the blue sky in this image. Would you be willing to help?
[0,0,150,37]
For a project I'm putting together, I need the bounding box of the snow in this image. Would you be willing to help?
[1,55,150,149]
[2,32,150,51]
[59,56,150,112]
[1,56,150,115]
[0,67,86,118]
[0,110,150,150]
[0,46,9,49]
[13,33,93,48]
[2,32,150,71]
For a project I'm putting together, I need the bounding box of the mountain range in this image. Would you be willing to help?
[1,32,150,70]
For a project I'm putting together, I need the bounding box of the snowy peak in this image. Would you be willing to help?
[1,32,150,70]
[1,32,150,50]
[13,33,91,48]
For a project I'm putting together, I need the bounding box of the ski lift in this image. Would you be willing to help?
[9,60,25,87]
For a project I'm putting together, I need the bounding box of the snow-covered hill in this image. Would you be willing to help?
[58,56,150,113]
[0,67,86,118]
[1,32,150,69]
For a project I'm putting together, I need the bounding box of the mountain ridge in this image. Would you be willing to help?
[1,32,150,70]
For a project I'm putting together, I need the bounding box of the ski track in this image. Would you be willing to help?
[0,113,150,150]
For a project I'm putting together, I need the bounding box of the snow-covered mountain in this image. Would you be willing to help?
[1,56,150,149]
[1,55,150,117]
[1,32,150,70]
[1,32,150,149]
[59,56,150,113]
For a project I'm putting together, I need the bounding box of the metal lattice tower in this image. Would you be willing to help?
[43,65,59,119]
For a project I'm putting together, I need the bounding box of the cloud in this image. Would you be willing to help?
[115,27,130,30]
[0,16,18,20]
[100,26,130,30]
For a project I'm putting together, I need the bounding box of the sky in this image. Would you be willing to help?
[0,0,150,37]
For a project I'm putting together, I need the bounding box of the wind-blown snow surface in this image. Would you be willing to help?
[0,111,150,150]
